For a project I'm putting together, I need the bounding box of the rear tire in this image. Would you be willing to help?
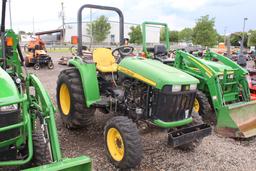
[56,68,95,129]
[104,116,142,169]
[30,130,51,166]
[194,90,216,125]
[177,111,203,151]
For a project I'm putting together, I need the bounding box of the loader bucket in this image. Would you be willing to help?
[22,156,92,171]
[216,100,256,138]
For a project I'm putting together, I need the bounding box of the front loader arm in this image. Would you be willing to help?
[204,50,248,75]
[26,74,62,162]
[174,50,225,110]
[175,50,215,79]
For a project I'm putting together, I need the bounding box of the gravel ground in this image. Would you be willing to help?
[25,52,256,171]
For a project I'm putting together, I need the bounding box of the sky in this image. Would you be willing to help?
[4,0,256,35]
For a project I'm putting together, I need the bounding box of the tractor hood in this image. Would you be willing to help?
[118,57,199,89]
[199,59,233,73]
[0,67,20,105]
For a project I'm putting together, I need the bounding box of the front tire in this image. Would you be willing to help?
[194,90,216,124]
[30,130,51,166]
[104,116,142,169]
[47,60,54,69]
[33,63,40,70]
[56,68,95,129]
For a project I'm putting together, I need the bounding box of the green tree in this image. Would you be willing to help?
[230,32,248,47]
[217,34,225,43]
[169,30,179,42]
[192,15,217,47]
[128,25,142,44]
[179,28,193,42]
[86,15,111,43]
[160,27,167,41]
[248,30,256,47]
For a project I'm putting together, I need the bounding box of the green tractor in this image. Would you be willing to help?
[0,0,91,170]
[142,21,256,138]
[56,4,211,169]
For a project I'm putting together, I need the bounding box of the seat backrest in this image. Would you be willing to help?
[93,48,116,67]
[154,45,167,56]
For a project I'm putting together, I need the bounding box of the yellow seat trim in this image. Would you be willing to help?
[93,48,118,73]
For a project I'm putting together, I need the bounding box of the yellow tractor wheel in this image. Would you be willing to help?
[194,91,215,124]
[107,128,125,161]
[56,68,95,129]
[104,116,142,169]
[59,83,71,115]
[193,98,200,113]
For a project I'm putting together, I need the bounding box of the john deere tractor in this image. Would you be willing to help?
[56,4,211,169]
[142,21,256,138]
[0,0,91,170]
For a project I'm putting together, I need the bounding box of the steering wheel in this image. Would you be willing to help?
[112,46,134,62]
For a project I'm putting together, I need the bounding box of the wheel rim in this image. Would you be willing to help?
[59,83,71,115]
[107,128,125,161]
[194,98,200,113]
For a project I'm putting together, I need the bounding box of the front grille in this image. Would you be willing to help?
[151,90,196,122]
[0,110,20,142]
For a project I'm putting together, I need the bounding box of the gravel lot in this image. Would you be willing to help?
[27,52,256,171]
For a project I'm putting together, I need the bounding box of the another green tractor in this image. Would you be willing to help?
[56,4,211,169]
[0,0,91,170]
[142,21,256,138]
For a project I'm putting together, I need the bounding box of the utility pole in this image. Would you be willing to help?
[61,2,65,44]
[90,8,93,45]
[8,0,12,29]
[237,17,248,67]
[32,16,35,35]
[240,17,248,53]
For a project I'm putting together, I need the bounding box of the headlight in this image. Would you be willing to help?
[172,85,181,92]
[162,85,172,93]
[219,75,224,80]
[190,84,197,90]
[0,104,18,112]
[228,74,234,79]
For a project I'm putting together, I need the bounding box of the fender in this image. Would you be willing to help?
[68,58,100,107]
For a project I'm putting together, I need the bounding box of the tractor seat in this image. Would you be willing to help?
[93,48,118,73]
[154,45,167,56]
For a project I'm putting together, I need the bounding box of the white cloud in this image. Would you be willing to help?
[4,0,256,33]
[158,15,195,30]
[168,0,207,11]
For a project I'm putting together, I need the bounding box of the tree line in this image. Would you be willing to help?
[129,15,256,48]
[18,15,256,48]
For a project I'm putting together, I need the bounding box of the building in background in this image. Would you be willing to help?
[64,21,160,44]
[26,21,161,45]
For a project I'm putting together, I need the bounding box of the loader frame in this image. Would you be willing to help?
[0,0,91,170]
[174,50,256,138]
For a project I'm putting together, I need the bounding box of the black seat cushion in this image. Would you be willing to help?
[154,45,167,56]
